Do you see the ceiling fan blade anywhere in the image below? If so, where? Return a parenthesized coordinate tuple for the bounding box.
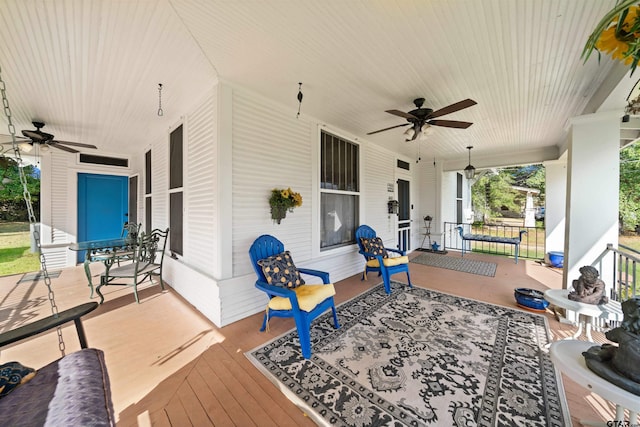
(0, 135, 29, 144)
(428, 119, 473, 129)
(428, 99, 477, 119)
(50, 143, 80, 153)
(367, 123, 411, 135)
(53, 140, 97, 149)
(385, 109, 418, 120)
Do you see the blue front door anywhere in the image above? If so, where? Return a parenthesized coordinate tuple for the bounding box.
(77, 173, 129, 262)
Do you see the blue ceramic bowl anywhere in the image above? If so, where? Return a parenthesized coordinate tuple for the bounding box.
(514, 288, 549, 312)
(548, 251, 564, 268)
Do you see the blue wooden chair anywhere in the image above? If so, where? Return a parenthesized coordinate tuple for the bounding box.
(249, 234, 340, 359)
(355, 225, 413, 294)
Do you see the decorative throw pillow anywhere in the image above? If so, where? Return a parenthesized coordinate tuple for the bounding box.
(360, 236, 389, 259)
(257, 251, 306, 288)
(0, 361, 36, 398)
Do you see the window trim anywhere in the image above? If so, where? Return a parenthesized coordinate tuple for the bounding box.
(318, 128, 362, 254)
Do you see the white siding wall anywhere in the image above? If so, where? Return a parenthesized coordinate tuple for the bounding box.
(50, 152, 72, 244)
(185, 90, 218, 277)
(417, 159, 438, 244)
(231, 89, 314, 276)
(363, 144, 396, 244)
(220, 86, 411, 325)
(151, 134, 169, 231)
(146, 90, 223, 326)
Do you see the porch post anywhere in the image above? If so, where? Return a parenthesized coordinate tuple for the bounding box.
(564, 111, 620, 290)
(543, 159, 567, 255)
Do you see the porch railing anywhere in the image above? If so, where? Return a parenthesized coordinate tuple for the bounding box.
(442, 221, 545, 260)
(592, 243, 639, 302)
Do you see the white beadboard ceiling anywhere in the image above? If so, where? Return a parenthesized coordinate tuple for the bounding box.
(0, 0, 635, 165)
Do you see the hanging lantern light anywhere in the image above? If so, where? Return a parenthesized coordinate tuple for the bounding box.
(464, 145, 476, 179)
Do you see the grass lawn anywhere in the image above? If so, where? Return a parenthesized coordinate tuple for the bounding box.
(619, 234, 640, 253)
(0, 221, 41, 276)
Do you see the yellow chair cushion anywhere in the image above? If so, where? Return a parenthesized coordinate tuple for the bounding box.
(366, 255, 409, 268)
(268, 284, 336, 312)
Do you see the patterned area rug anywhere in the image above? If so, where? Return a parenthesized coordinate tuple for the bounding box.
(411, 253, 497, 277)
(247, 283, 569, 426)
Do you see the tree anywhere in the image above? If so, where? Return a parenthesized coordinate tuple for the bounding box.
(619, 143, 640, 232)
(0, 158, 40, 221)
(472, 170, 518, 220)
(471, 164, 546, 222)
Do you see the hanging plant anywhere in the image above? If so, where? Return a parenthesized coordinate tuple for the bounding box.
(582, 0, 640, 74)
(269, 187, 303, 224)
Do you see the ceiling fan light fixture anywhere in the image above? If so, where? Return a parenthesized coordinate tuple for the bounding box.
(464, 145, 475, 179)
(39, 143, 51, 152)
(419, 123, 434, 140)
(404, 127, 416, 140)
(18, 142, 33, 153)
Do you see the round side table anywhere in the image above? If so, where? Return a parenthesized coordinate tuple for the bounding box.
(549, 340, 639, 425)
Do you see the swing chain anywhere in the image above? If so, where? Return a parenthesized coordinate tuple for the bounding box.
(0, 65, 65, 355)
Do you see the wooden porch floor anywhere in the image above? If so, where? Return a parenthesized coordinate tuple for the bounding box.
(0, 251, 626, 426)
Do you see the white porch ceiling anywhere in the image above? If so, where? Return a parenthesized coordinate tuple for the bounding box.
(0, 0, 634, 165)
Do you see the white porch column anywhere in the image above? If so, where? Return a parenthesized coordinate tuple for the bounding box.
(544, 159, 567, 254)
(563, 111, 620, 289)
(523, 191, 535, 227)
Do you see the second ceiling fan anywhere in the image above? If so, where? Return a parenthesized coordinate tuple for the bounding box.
(368, 98, 477, 141)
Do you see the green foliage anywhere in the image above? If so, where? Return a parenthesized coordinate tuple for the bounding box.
(472, 170, 518, 219)
(0, 159, 40, 221)
(619, 143, 640, 232)
(471, 164, 546, 221)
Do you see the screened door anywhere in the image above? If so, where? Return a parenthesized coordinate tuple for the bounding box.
(397, 178, 411, 251)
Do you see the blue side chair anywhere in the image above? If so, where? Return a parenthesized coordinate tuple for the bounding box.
(249, 234, 340, 359)
(355, 225, 413, 294)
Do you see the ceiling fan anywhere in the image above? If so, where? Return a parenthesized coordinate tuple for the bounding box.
(1, 121, 97, 154)
(368, 98, 477, 141)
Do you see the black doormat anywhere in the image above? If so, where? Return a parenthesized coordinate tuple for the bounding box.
(411, 253, 497, 277)
(415, 247, 448, 254)
(17, 271, 61, 283)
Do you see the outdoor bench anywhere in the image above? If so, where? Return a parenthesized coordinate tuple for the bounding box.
(0, 302, 116, 426)
(456, 226, 527, 263)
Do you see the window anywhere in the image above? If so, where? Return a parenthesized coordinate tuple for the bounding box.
(170, 192, 183, 255)
(144, 150, 152, 234)
(170, 125, 183, 189)
(397, 159, 410, 171)
(145, 197, 152, 234)
(169, 125, 183, 256)
(320, 130, 359, 250)
(145, 151, 152, 195)
(79, 154, 129, 167)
